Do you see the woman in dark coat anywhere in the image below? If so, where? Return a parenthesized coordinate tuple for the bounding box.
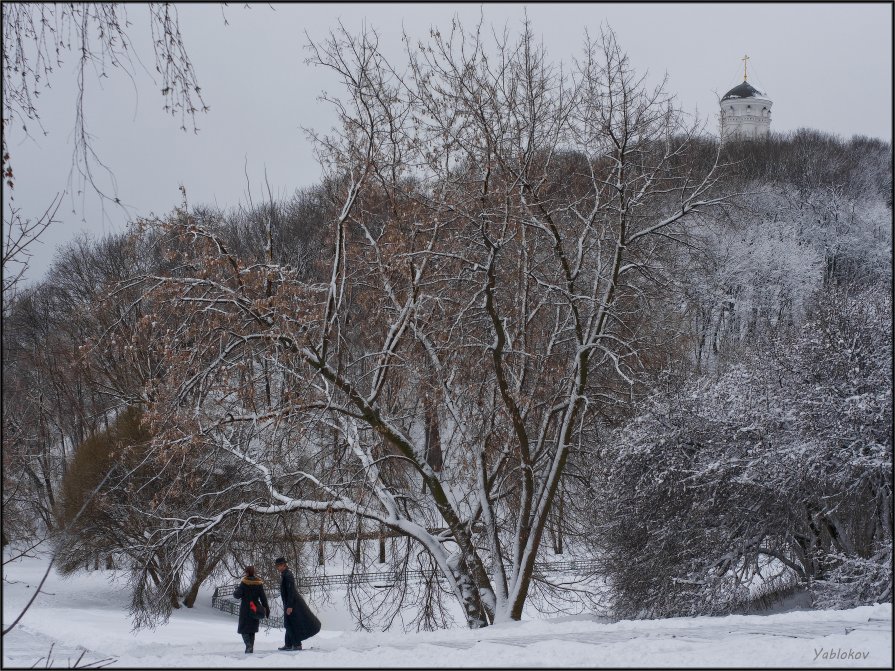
(233, 565, 269, 653)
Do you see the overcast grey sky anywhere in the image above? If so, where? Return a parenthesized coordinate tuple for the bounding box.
(5, 2, 892, 282)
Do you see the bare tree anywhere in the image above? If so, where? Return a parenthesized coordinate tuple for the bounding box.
(2, 197, 62, 304)
(112, 21, 727, 629)
(2, 2, 207, 204)
(1, 2, 211, 346)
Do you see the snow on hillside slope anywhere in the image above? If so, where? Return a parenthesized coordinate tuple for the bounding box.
(2, 552, 891, 668)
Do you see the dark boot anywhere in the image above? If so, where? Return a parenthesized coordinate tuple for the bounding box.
(242, 633, 254, 653)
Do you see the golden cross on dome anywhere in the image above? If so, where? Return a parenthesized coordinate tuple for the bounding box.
(742, 54, 750, 81)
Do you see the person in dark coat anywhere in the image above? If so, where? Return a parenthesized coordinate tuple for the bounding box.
(233, 565, 269, 653)
(274, 557, 321, 651)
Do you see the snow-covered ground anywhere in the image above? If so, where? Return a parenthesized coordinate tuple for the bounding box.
(2, 551, 891, 668)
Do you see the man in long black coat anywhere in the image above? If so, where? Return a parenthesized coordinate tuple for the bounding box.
(274, 557, 321, 651)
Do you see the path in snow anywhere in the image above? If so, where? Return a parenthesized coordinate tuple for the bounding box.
(6, 606, 888, 668)
(289, 616, 891, 652)
(3, 552, 892, 668)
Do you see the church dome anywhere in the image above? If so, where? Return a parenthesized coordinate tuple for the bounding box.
(721, 81, 765, 101)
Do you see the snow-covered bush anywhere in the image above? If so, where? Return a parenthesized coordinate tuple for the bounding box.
(813, 543, 893, 609)
(583, 284, 892, 617)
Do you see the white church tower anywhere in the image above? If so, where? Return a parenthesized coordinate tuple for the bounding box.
(720, 55, 772, 140)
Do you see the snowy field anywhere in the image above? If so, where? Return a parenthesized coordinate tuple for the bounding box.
(2, 551, 891, 668)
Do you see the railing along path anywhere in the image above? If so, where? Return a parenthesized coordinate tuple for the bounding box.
(212, 558, 599, 627)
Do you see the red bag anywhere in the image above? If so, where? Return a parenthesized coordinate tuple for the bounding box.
(248, 596, 266, 620)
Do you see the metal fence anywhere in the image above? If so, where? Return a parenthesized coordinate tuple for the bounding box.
(212, 586, 288, 628)
(211, 558, 599, 626)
